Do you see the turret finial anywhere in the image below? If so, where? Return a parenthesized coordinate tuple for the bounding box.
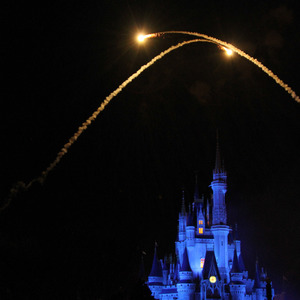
(181, 188, 186, 214)
(194, 171, 200, 202)
(214, 130, 222, 173)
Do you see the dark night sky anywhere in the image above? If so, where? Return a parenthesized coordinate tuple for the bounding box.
(2, 1, 300, 299)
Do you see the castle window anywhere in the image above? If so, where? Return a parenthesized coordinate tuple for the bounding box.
(200, 258, 205, 268)
(199, 220, 203, 225)
(199, 228, 203, 234)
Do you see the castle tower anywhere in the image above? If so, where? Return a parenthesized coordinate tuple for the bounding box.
(210, 137, 230, 282)
(147, 246, 163, 298)
(211, 135, 227, 225)
(229, 249, 246, 300)
(178, 189, 186, 242)
(254, 261, 264, 300)
(177, 247, 196, 300)
(186, 205, 195, 248)
(146, 138, 276, 300)
(162, 257, 169, 285)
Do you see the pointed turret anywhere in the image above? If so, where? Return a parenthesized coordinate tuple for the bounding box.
(162, 257, 169, 285)
(210, 138, 230, 281)
(234, 223, 240, 241)
(230, 250, 241, 274)
(186, 206, 196, 246)
(254, 261, 264, 300)
(180, 247, 192, 272)
(214, 131, 222, 173)
(202, 251, 221, 281)
(173, 262, 180, 282)
(178, 189, 187, 242)
(211, 134, 227, 225)
(254, 261, 262, 289)
(186, 209, 195, 227)
(229, 250, 246, 299)
(149, 246, 163, 278)
(177, 247, 195, 298)
(180, 189, 186, 215)
(206, 196, 211, 226)
(194, 172, 201, 203)
(147, 245, 163, 298)
(238, 254, 246, 273)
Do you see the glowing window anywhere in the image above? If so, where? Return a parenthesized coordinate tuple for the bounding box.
(199, 220, 203, 225)
(209, 276, 217, 283)
(199, 228, 203, 234)
(200, 258, 205, 268)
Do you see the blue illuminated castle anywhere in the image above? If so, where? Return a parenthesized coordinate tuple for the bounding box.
(146, 142, 274, 300)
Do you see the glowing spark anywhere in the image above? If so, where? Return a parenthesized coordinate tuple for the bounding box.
(137, 33, 157, 42)
(137, 34, 146, 42)
(220, 46, 233, 56)
(218, 45, 233, 55)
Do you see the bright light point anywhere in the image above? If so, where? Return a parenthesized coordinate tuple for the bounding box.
(219, 45, 233, 56)
(224, 48, 233, 56)
(137, 34, 146, 42)
(137, 33, 156, 43)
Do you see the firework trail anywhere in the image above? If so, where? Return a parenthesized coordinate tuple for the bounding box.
(2, 38, 209, 212)
(5, 31, 298, 211)
(152, 31, 300, 103)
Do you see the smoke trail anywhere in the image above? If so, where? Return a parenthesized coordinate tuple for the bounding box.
(2, 38, 209, 212)
(153, 31, 300, 103)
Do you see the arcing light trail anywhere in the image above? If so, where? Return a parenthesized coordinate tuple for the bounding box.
(4, 31, 299, 211)
(2, 38, 208, 212)
(141, 31, 300, 103)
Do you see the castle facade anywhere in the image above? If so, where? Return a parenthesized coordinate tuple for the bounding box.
(147, 143, 274, 300)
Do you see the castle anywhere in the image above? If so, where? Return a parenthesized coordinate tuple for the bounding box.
(146, 142, 274, 300)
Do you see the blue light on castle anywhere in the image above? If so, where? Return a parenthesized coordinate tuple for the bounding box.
(146, 141, 275, 300)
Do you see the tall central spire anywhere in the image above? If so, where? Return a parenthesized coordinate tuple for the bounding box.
(211, 134, 227, 225)
(214, 131, 222, 173)
(213, 131, 226, 179)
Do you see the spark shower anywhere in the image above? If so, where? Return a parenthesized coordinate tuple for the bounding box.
(3, 31, 299, 211)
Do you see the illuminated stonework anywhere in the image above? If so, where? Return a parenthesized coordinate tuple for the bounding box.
(146, 142, 275, 300)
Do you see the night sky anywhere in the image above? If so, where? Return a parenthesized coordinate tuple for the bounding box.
(2, 1, 300, 299)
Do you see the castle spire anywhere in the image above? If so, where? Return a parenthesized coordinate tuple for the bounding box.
(230, 249, 241, 274)
(181, 188, 186, 215)
(254, 260, 262, 289)
(194, 172, 200, 202)
(211, 134, 227, 225)
(149, 244, 163, 277)
(214, 131, 222, 173)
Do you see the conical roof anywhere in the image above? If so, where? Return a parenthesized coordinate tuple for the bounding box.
(202, 251, 221, 280)
(162, 257, 169, 271)
(180, 189, 186, 215)
(238, 254, 246, 272)
(253, 262, 262, 289)
(149, 246, 163, 277)
(180, 247, 192, 272)
(194, 173, 201, 202)
(230, 249, 241, 273)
